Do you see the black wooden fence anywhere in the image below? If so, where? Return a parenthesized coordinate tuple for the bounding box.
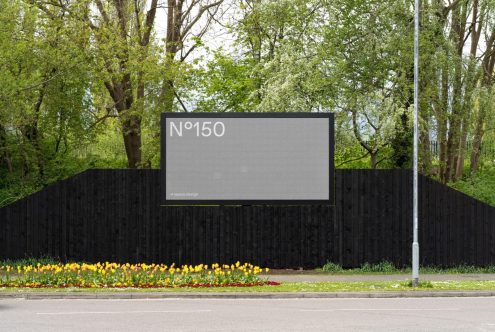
(1, 169, 494, 268)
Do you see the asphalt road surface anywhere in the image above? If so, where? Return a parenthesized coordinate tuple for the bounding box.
(1, 297, 495, 331)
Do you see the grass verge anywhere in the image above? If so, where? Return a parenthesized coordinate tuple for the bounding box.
(1, 280, 495, 293)
(319, 261, 495, 274)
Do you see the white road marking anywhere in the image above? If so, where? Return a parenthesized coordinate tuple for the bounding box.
(300, 308, 460, 312)
(36, 310, 212, 315)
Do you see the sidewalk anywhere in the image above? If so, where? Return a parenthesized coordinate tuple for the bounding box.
(265, 273, 495, 283)
(2, 290, 495, 300)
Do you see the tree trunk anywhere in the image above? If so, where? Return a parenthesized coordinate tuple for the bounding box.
(23, 81, 48, 182)
(419, 73, 431, 173)
(20, 142, 30, 177)
(456, 54, 481, 179)
(455, 121, 468, 179)
(443, 3, 467, 183)
(122, 114, 142, 168)
(438, 62, 449, 183)
(0, 125, 13, 173)
(420, 120, 431, 174)
(108, 79, 142, 169)
(469, 24, 495, 175)
(96, 0, 159, 169)
(470, 110, 485, 174)
(391, 109, 412, 169)
(444, 85, 462, 182)
(161, 79, 176, 113)
(351, 110, 378, 169)
(444, 55, 463, 183)
(370, 152, 378, 169)
(159, 0, 182, 113)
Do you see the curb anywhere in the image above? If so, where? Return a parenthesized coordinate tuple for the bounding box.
(1, 291, 495, 300)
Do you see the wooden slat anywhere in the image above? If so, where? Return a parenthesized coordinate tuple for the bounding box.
(0, 169, 494, 268)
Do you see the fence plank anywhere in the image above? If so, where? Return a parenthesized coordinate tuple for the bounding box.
(0, 169, 494, 268)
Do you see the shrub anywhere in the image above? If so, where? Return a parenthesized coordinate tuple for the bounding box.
(360, 261, 397, 273)
(321, 261, 344, 273)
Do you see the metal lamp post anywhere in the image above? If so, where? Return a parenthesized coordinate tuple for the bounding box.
(412, 0, 420, 287)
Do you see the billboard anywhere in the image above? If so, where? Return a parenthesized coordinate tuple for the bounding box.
(161, 113, 334, 205)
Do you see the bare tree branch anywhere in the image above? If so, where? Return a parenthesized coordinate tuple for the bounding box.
(351, 110, 373, 154)
(142, 0, 158, 46)
(174, 90, 188, 112)
(336, 152, 370, 167)
(181, 0, 223, 38)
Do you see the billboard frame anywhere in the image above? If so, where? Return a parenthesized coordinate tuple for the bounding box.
(161, 112, 334, 206)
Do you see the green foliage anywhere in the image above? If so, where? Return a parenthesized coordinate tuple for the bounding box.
(0, 0, 98, 206)
(421, 265, 495, 274)
(195, 52, 257, 113)
(320, 262, 344, 273)
(404, 280, 434, 288)
(0, 256, 60, 269)
(0, 0, 494, 206)
(321, 261, 398, 274)
(359, 261, 397, 273)
(450, 169, 495, 206)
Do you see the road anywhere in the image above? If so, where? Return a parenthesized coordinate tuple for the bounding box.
(1, 297, 495, 331)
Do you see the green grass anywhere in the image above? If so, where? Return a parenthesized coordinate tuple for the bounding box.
(1, 280, 495, 293)
(319, 261, 495, 274)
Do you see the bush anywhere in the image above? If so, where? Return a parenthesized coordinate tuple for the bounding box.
(321, 261, 344, 273)
(359, 261, 397, 273)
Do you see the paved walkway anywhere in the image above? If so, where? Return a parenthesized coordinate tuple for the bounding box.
(265, 273, 495, 282)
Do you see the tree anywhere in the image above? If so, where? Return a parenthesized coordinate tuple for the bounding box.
(31, 0, 224, 168)
(0, 0, 91, 180)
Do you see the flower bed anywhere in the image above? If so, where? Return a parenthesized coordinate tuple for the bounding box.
(0, 262, 279, 288)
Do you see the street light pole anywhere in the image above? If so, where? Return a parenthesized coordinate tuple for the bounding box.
(412, 0, 420, 287)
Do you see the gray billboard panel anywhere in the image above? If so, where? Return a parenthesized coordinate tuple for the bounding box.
(161, 113, 334, 205)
